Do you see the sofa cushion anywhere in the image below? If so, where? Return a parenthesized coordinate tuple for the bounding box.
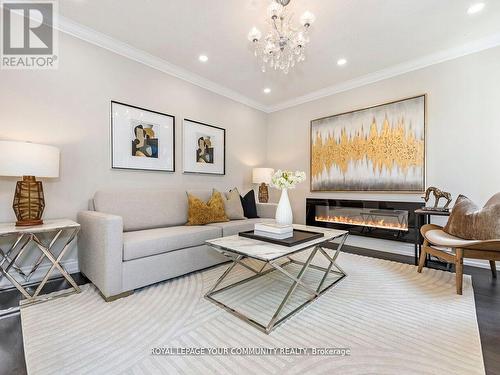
(208, 218, 275, 236)
(232, 188, 259, 218)
(219, 189, 245, 220)
(186, 190, 212, 202)
(94, 189, 213, 232)
(444, 193, 500, 240)
(186, 191, 229, 225)
(123, 225, 222, 261)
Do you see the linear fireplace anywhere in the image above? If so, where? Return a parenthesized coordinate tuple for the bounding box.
(306, 198, 424, 243)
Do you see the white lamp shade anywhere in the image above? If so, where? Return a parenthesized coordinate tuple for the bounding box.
(0, 141, 60, 178)
(252, 167, 274, 184)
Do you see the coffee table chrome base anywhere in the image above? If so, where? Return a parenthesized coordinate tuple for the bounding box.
(205, 233, 348, 334)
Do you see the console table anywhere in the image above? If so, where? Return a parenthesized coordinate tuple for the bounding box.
(414, 209, 451, 265)
(0, 219, 81, 317)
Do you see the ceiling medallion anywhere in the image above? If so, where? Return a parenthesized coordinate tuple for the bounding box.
(248, 0, 315, 74)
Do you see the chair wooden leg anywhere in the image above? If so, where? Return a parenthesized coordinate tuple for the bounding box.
(455, 249, 464, 295)
(490, 260, 497, 279)
(417, 242, 427, 273)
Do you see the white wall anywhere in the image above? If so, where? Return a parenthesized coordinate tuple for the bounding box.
(266, 46, 500, 262)
(0, 33, 267, 283)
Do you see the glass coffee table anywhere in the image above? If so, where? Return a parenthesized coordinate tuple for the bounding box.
(205, 224, 349, 334)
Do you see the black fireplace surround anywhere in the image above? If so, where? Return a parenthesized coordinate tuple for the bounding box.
(306, 198, 424, 243)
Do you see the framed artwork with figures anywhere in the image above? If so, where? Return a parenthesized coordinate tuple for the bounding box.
(183, 119, 225, 175)
(111, 101, 175, 172)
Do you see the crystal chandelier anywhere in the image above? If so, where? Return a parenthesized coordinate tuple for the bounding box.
(248, 0, 315, 74)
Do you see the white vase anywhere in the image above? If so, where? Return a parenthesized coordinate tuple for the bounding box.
(275, 188, 293, 225)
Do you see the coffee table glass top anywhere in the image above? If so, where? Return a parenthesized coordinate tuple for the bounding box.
(206, 224, 348, 261)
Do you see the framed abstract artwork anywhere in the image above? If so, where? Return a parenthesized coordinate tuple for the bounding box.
(310, 94, 426, 192)
(111, 101, 175, 172)
(183, 119, 225, 175)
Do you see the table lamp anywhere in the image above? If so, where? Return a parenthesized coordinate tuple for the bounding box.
(0, 141, 60, 226)
(252, 167, 274, 203)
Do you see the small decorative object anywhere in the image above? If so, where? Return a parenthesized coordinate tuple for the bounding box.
(311, 95, 426, 192)
(252, 167, 274, 203)
(183, 119, 225, 175)
(0, 141, 59, 226)
(248, 0, 315, 74)
(270, 170, 306, 225)
(254, 222, 293, 235)
(254, 222, 293, 239)
(423, 187, 453, 211)
(111, 101, 175, 172)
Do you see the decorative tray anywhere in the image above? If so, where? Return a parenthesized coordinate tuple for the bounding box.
(238, 229, 324, 247)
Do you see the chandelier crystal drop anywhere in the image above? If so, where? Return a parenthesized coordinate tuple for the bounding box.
(247, 0, 315, 74)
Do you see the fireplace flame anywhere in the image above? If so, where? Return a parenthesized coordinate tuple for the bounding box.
(315, 215, 408, 231)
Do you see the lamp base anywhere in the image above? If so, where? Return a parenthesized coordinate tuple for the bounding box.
(258, 183, 269, 203)
(13, 176, 45, 227)
(16, 219, 44, 227)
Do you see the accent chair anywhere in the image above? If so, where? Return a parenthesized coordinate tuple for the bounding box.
(418, 224, 500, 294)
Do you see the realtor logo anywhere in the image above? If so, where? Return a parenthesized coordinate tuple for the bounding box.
(1, 0, 58, 69)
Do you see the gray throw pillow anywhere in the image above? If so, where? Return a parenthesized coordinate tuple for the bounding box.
(444, 194, 500, 240)
(214, 189, 245, 220)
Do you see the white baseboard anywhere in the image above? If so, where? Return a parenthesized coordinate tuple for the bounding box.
(0, 259, 80, 289)
(346, 235, 499, 271)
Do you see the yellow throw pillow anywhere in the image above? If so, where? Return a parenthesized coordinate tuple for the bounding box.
(186, 191, 229, 225)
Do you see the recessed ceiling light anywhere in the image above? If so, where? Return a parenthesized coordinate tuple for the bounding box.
(198, 55, 208, 62)
(263, 88, 271, 94)
(467, 3, 485, 14)
(337, 58, 347, 66)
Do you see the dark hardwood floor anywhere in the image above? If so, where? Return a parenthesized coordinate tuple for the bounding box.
(0, 247, 498, 375)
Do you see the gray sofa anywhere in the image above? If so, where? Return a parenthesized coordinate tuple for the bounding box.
(77, 189, 276, 301)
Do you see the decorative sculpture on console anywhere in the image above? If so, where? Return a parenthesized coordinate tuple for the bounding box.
(422, 187, 453, 211)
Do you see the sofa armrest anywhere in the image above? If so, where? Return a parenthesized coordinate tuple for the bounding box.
(77, 211, 124, 298)
(256, 203, 277, 219)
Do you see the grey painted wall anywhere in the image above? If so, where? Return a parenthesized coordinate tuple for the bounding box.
(0, 33, 268, 284)
(266, 46, 500, 265)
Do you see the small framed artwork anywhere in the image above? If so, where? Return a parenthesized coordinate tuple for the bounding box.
(183, 119, 225, 175)
(111, 101, 175, 172)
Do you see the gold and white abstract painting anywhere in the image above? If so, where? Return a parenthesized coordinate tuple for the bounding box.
(311, 95, 425, 192)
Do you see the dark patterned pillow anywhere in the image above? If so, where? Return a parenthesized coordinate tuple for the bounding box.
(444, 194, 500, 240)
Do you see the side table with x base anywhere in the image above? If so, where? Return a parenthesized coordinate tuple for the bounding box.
(0, 220, 81, 318)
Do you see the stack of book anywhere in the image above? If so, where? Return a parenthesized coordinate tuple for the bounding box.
(254, 223, 294, 240)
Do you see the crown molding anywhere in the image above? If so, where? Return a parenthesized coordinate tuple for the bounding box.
(54, 15, 500, 114)
(56, 16, 269, 113)
(267, 31, 500, 113)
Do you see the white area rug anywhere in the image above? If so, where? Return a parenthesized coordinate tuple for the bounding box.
(21, 252, 485, 375)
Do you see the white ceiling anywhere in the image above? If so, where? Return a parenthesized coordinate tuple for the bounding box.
(59, 0, 500, 112)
